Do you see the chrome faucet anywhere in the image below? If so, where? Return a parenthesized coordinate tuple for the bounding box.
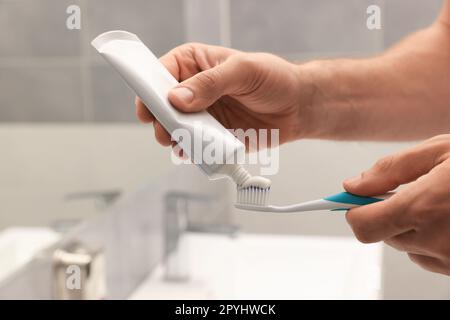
(53, 242, 106, 300)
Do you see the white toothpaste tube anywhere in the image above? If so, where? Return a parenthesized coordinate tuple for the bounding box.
(91, 30, 252, 185)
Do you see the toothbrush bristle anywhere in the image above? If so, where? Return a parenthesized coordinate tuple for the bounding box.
(236, 185, 270, 206)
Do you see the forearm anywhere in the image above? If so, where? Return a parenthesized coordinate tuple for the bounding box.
(300, 20, 450, 141)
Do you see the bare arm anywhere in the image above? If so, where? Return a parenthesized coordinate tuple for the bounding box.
(301, 1, 450, 141)
(136, 2, 450, 144)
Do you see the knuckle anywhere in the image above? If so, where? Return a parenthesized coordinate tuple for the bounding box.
(354, 229, 375, 244)
(231, 53, 269, 93)
(196, 70, 219, 91)
(373, 155, 395, 173)
(233, 53, 262, 71)
(174, 42, 203, 53)
(440, 152, 450, 163)
(354, 230, 376, 244)
(425, 135, 450, 160)
(346, 211, 375, 244)
(407, 253, 420, 265)
(184, 41, 203, 48)
(436, 148, 450, 165)
(427, 134, 450, 144)
(165, 42, 204, 64)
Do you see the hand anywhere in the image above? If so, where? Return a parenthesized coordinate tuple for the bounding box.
(135, 43, 314, 149)
(344, 135, 450, 276)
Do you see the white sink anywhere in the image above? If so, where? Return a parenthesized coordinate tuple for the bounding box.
(130, 233, 382, 299)
(0, 227, 60, 283)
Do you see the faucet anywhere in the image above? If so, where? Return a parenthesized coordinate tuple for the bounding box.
(64, 189, 122, 208)
(53, 241, 106, 300)
(52, 189, 123, 233)
(163, 191, 238, 281)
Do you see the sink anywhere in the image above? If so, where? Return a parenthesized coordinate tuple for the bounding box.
(0, 227, 60, 284)
(130, 233, 382, 299)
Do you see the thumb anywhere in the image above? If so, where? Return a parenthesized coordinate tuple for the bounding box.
(168, 55, 250, 112)
(344, 139, 448, 196)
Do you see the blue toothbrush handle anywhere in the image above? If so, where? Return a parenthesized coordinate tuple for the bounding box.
(324, 192, 394, 211)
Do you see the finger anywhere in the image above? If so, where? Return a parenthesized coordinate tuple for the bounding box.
(153, 121, 172, 146)
(161, 43, 238, 82)
(408, 253, 450, 276)
(344, 139, 449, 196)
(135, 97, 155, 123)
(345, 192, 415, 243)
(168, 54, 253, 113)
(159, 52, 182, 80)
(171, 144, 188, 160)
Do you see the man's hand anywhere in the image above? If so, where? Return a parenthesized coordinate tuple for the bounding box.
(344, 135, 450, 276)
(135, 43, 315, 149)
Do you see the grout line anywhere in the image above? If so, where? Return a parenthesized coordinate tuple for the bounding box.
(219, 0, 231, 47)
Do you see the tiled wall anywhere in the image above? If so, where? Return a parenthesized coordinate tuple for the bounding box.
(0, 0, 444, 122)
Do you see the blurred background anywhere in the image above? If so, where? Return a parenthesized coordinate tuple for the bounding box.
(0, 0, 449, 299)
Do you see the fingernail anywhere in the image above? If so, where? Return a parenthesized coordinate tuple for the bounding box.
(345, 174, 362, 185)
(171, 87, 194, 104)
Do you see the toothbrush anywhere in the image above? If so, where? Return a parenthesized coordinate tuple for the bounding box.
(235, 187, 394, 213)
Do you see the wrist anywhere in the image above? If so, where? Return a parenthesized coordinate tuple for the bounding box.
(294, 58, 375, 140)
(293, 60, 332, 139)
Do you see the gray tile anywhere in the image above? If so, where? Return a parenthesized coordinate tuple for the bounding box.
(230, 0, 384, 55)
(86, 0, 185, 58)
(184, 0, 222, 45)
(0, 0, 82, 57)
(90, 64, 137, 122)
(384, 0, 443, 48)
(0, 66, 84, 121)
